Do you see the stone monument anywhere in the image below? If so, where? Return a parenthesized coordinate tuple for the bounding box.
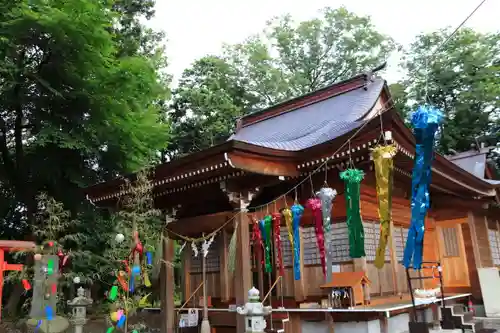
(236, 287, 272, 333)
(26, 255, 69, 333)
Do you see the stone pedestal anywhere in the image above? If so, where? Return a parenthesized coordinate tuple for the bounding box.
(26, 255, 69, 333)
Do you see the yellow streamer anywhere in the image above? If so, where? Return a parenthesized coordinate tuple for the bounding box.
(372, 144, 397, 269)
(139, 293, 152, 307)
(143, 271, 152, 287)
(281, 208, 294, 250)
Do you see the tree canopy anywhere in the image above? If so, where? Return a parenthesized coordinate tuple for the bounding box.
(396, 28, 500, 155)
(0, 0, 169, 232)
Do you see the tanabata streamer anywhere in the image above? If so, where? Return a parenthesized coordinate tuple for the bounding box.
(316, 187, 337, 280)
(22, 279, 31, 291)
(117, 315, 126, 328)
(106, 327, 115, 333)
(251, 219, 263, 265)
(306, 198, 326, 277)
(228, 221, 239, 273)
(109, 285, 118, 300)
(403, 106, 443, 269)
(272, 213, 285, 276)
(340, 168, 366, 258)
(46, 306, 53, 321)
(291, 204, 304, 280)
(372, 145, 397, 269)
(259, 216, 273, 273)
(281, 208, 294, 250)
(146, 251, 153, 265)
(47, 259, 54, 275)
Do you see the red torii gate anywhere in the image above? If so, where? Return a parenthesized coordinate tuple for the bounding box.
(0, 240, 36, 321)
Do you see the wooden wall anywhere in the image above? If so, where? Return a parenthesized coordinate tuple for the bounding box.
(180, 174, 478, 305)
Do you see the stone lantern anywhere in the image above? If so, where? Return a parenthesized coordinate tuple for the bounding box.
(67, 287, 93, 333)
(236, 287, 272, 333)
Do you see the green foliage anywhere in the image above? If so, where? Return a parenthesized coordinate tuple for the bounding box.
(397, 28, 500, 155)
(169, 6, 396, 158)
(0, 0, 169, 232)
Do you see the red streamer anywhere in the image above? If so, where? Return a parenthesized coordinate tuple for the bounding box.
(22, 279, 31, 291)
(117, 271, 128, 291)
(251, 218, 263, 265)
(57, 248, 69, 272)
(272, 213, 285, 276)
(306, 198, 326, 277)
(51, 284, 57, 294)
(129, 231, 144, 264)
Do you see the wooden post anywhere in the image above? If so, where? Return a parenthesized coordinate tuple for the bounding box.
(181, 246, 191, 304)
(161, 232, 175, 333)
(388, 221, 399, 295)
(468, 212, 482, 268)
(219, 229, 231, 302)
(235, 211, 252, 333)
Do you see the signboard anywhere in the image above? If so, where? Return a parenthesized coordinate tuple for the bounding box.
(179, 308, 199, 328)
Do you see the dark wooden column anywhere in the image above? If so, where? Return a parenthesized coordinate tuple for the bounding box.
(161, 230, 176, 333)
(234, 211, 252, 333)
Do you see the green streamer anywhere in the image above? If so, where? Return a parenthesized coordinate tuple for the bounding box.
(262, 216, 273, 273)
(109, 285, 118, 301)
(340, 168, 366, 258)
(106, 327, 114, 333)
(47, 259, 54, 275)
(228, 221, 239, 272)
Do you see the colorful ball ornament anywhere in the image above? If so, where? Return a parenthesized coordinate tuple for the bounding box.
(115, 233, 125, 243)
(110, 311, 119, 322)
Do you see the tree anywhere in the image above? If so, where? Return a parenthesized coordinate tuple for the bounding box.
(399, 28, 500, 155)
(169, 6, 396, 157)
(167, 56, 256, 159)
(0, 0, 170, 229)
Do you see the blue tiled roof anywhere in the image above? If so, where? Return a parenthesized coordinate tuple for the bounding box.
(230, 78, 385, 151)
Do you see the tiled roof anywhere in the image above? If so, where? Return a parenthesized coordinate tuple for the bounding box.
(229, 77, 385, 151)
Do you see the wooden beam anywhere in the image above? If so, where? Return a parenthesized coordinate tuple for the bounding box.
(467, 212, 482, 269)
(161, 232, 175, 333)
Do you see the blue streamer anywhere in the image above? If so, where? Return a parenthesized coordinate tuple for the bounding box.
(403, 105, 443, 269)
(291, 204, 304, 280)
(46, 306, 53, 321)
(146, 251, 152, 265)
(36, 320, 42, 331)
(117, 315, 126, 328)
(129, 276, 135, 292)
(258, 220, 266, 243)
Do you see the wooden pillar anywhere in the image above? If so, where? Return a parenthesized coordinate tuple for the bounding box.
(235, 211, 252, 333)
(287, 313, 302, 333)
(468, 211, 482, 268)
(219, 229, 231, 302)
(182, 245, 191, 304)
(294, 227, 306, 302)
(388, 221, 399, 295)
(161, 232, 176, 333)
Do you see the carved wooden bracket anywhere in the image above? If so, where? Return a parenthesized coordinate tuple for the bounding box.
(219, 181, 260, 211)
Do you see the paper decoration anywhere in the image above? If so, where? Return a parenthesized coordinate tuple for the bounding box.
(129, 231, 144, 263)
(143, 271, 151, 287)
(146, 251, 153, 265)
(109, 286, 118, 300)
(228, 221, 239, 273)
(340, 168, 366, 258)
(281, 208, 294, 250)
(306, 198, 326, 277)
(117, 315, 126, 328)
(372, 144, 397, 269)
(22, 279, 31, 291)
(316, 187, 337, 281)
(272, 213, 285, 276)
(259, 216, 273, 273)
(291, 204, 304, 280)
(251, 219, 263, 266)
(403, 106, 443, 269)
(202, 234, 215, 258)
(73, 276, 81, 284)
(115, 233, 125, 243)
(47, 259, 54, 275)
(45, 306, 53, 321)
(191, 242, 198, 257)
(178, 241, 187, 254)
(106, 327, 115, 333)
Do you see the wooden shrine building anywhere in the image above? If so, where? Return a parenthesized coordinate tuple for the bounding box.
(85, 70, 500, 333)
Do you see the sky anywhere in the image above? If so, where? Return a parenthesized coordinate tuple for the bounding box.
(146, 0, 499, 86)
